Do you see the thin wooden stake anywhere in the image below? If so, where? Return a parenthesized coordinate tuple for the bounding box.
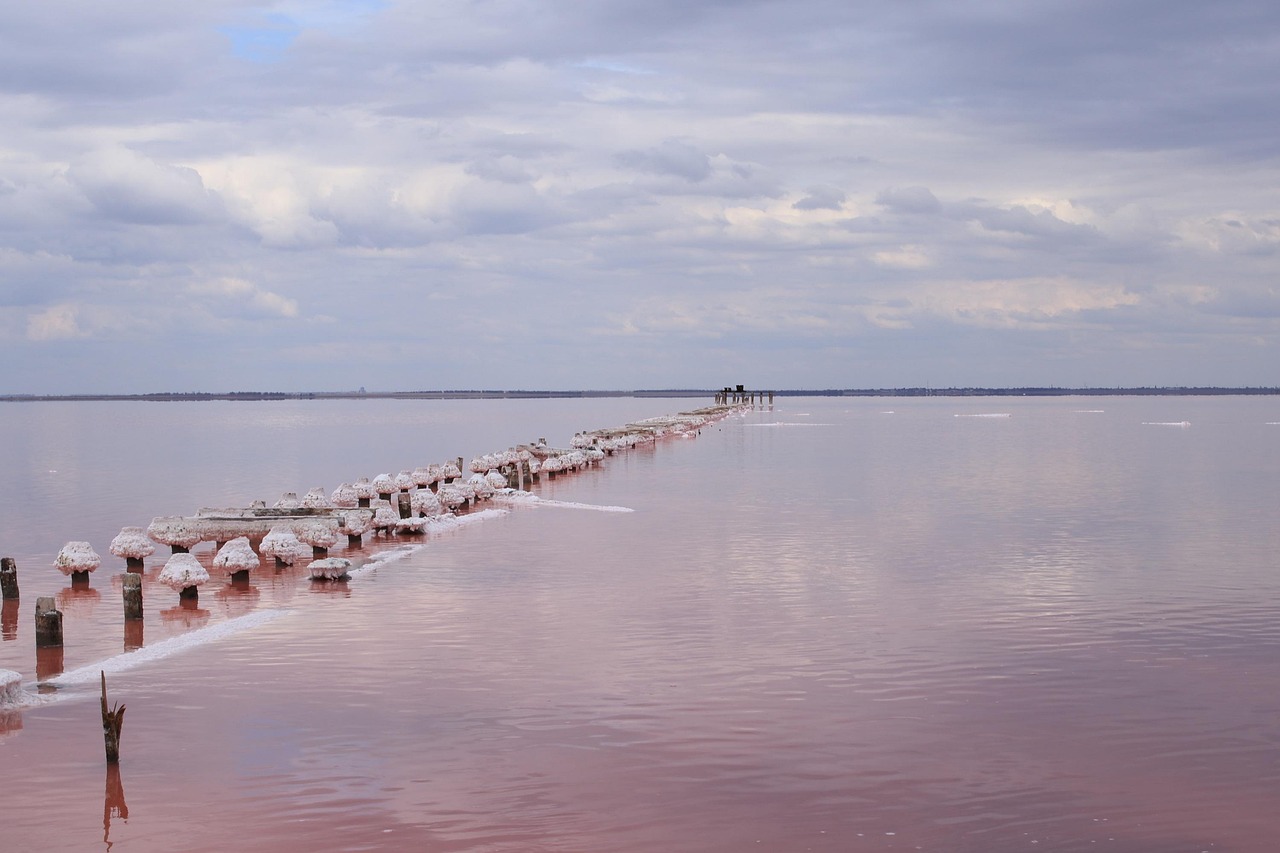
(100, 671, 125, 764)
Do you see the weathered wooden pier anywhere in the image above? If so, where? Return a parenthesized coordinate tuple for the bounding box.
(0, 396, 754, 707)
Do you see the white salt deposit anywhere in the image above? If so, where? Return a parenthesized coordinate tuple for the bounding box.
(109, 526, 155, 560)
(147, 516, 207, 550)
(46, 610, 290, 688)
(308, 557, 352, 580)
(158, 552, 210, 592)
(1, 669, 23, 706)
(394, 471, 415, 491)
(411, 489, 442, 517)
(294, 519, 340, 549)
(372, 473, 395, 494)
(54, 541, 101, 575)
(213, 537, 259, 575)
(330, 483, 359, 507)
(490, 491, 635, 513)
(353, 477, 378, 500)
(341, 509, 374, 536)
(259, 526, 311, 564)
(485, 470, 508, 490)
(301, 487, 332, 508)
(274, 492, 300, 508)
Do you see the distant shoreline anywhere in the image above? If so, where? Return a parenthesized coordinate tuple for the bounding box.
(1, 387, 1278, 402)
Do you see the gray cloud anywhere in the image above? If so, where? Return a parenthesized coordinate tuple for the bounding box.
(0, 0, 1277, 392)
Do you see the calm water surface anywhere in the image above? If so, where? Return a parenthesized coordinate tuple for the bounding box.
(2, 396, 1279, 851)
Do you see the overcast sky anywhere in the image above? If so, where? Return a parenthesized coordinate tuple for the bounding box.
(2, 0, 1278, 393)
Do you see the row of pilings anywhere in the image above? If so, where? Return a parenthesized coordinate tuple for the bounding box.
(0, 401, 750, 694)
(715, 387, 774, 406)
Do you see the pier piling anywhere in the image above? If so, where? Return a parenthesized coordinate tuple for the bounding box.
(35, 597, 63, 647)
(122, 573, 143, 621)
(1, 557, 18, 600)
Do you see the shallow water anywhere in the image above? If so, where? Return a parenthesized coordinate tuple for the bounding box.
(2, 396, 1280, 851)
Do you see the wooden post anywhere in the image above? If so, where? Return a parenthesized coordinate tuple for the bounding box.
(122, 573, 143, 621)
(396, 492, 412, 520)
(35, 597, 62, 647)
(1, 557, 18, 600)
(100, 672, 125, 765)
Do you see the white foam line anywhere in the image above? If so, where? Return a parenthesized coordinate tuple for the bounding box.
(349, 544, 423, 578)
(492, 493, 634, 513)
(537, 500, 634, 513)
(46, 609, 292, 688)
(1074, 410, 1105, 413)
(747, 422, 834, 427)
(955, 413, 1011, 418)
(1142, 421, 1190, 427)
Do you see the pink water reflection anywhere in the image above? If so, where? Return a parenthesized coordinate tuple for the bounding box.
(2, 398, 1280, 851)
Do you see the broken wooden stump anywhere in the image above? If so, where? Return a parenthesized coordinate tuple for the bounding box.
(100, 672, 125, 764)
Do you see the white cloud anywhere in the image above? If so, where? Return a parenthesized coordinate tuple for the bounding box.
(26, 303, 84, 340)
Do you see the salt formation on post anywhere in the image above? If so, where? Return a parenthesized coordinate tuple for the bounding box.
(341, 509, 373, 546)
(411, 489, 442, 518)
(301, 488, 332, 508)
(485, 470, 508, 491)
(259, 526, 311, 566)
(147, 517, 205, 553)
(330, 483, 359, 508)
(308, 557, 352, 581)
(273, 492, 300, 509)
(394, 471, 415, 493)
(55, 541, 101, 583)
(370, 500, 400, 533)
(109, 527, 155, 570)
(1, 669, 22, 706)
(372, 473, 395, 500)
(213, 537, 260, 582)
(352, 477, 377, 507)
(158, 553, 210, 600)
(295, 519, 340, 558)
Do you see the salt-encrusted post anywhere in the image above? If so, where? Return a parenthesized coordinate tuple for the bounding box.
(122, 573, 143, 621)
(158, 553, 209, 601)
(396, 492, 412, 520)
(35, 596, 63, 647)
(100, 672, 125, 764)
(109, 528, 155, 573)
(0, 557, 18, 600)
(56, 541, 101, 586)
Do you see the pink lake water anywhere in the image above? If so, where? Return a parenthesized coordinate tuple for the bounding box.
(2, 396, 1280, 851)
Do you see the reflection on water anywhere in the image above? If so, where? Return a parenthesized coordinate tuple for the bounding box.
(35, 644, 63, 681)
(1, 397, 1280, 851)
(160, 600, 210, 629)
(1, 599, 17, 640)
(103, 764, 128, 851)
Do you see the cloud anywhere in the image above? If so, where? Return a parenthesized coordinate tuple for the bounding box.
(26, 304, 85, 341)
(793, 186, 847, 211)
(68, 148, 224, 226)
(876, 187, 941, 215)
(616, 140, 713, 182)
(191, 278, 299, 320)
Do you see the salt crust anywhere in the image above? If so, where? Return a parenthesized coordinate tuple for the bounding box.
(47, 610, 290, 689)
(55, 541, 101, 575)
(158, 552, 210, 591)
(308, 557, 352, 580)
(213, 537, 260, 574)
(109, 526, 155, 560)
